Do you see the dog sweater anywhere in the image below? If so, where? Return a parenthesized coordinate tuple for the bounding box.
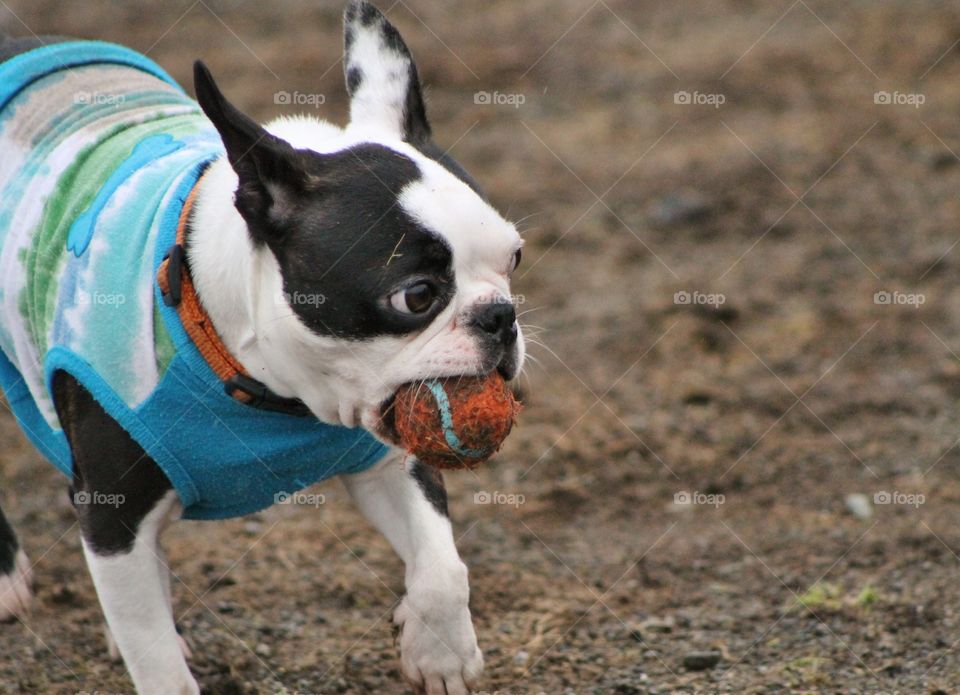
(0, 41, 388, 519)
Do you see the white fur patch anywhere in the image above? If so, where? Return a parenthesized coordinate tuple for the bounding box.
(342, 454, 484, 691)
(0, 549, 33, 621)
(83, 491, 198, 695)
(344, 11, 414, 138)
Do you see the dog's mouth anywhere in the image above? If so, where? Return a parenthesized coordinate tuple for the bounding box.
(369, 360, 520, 449)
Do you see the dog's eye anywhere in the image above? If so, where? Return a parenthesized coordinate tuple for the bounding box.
(391, 282, 436, 314)
(509, 248, 522, 274)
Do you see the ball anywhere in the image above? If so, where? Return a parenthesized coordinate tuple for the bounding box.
(387, 372, 521, 469)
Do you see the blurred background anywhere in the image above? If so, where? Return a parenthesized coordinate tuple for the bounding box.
(3, 1, 960, 692)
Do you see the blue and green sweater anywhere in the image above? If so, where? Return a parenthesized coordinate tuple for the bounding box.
(0, 41, 387, 519)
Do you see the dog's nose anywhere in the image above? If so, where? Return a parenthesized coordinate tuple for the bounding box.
(472, 300, 517, 347)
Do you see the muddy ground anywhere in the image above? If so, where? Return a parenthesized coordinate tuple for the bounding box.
(4, 1, 960, 693)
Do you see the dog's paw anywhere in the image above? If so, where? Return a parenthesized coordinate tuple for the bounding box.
(0, 549, 33, 622)
(394, 592, 483, 694)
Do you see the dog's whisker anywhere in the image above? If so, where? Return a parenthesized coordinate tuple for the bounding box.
(511, 211, 544, 227)
(515, 307, 543, 319)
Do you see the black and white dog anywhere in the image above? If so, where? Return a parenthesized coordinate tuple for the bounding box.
(0, 3, 524, 693)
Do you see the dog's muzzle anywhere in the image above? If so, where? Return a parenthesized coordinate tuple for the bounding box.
(469, 300, 519, 379)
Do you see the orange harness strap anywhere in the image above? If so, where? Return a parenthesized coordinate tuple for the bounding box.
(157, 176, 310, 415)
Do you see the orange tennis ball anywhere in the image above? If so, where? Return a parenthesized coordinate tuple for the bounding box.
(387, 372, 521, 469)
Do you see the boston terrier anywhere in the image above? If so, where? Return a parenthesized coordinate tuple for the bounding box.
(0, 2, 524, 693)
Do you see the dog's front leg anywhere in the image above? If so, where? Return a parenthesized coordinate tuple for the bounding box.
(81, 490, 197, 695)
(342, 453, 483, 694)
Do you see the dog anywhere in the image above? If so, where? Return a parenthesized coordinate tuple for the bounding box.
(0, 2, 525, 693)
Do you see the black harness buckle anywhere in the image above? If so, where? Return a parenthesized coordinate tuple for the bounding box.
(161, 243, 186, 307)
(224, 373, 312, 417)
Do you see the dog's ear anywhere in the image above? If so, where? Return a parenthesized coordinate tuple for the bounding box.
(342, 1, 431, 144)
(193, 60, 322, 244)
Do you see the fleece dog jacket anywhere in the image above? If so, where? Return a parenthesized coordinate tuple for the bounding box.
(0, 41, 388, 519)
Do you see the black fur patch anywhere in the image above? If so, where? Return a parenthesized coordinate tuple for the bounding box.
(266, 144, 455, 339)
(358, 2, 380, 26)
(401, 62, 431, 144)
(410, 460, 448, 517)
(346, 66, 363, 95)
(51, 371, 173, 556)
(380, 19, 412, 59)
(0, 507, 18, 575)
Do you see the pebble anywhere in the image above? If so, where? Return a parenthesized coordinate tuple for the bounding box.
(844, 493, 873, 519)
(640, 616, 674, 634)
(513, 650, 530, 666)
(931, 151, 958, 170)
(647, 192, 713, 229)
(683, 650, 721, 670)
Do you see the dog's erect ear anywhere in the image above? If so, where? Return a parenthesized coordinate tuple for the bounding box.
(194, 61, 323, 244)
(343, 1, 431, 144)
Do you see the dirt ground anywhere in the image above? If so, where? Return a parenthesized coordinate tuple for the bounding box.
(4, 0, 960, 693)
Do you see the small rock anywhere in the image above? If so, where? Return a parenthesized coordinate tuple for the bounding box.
(845, 493, 873, 519)
(880, 660, 902, 676)
(640, 616, 674, 634)
(931, 151, 958, 171)
(255, 643, 272, 658)
(647, 192, 713, 229)
(683, 650, 721, 671)
(513, 650, 529, 666)
(49, 585, 79, 606)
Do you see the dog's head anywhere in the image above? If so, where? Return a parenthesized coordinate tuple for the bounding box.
(194, 0, 524, 435)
